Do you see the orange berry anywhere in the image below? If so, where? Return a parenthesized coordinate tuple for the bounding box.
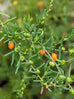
(51, 53, 57, 61)
(40, 50, 47, 56)
(38, 1, 44, 7)
(13, 1, 18, 6)
(8, 42, 14, 49)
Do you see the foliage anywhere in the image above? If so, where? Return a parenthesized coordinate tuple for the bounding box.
(0, 0, 74, 99)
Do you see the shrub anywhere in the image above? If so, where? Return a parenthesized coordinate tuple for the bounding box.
(0, 0, 74, 98)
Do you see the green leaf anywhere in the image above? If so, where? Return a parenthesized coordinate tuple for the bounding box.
(3, 17, 17, 25)
(40, 86, 44, 95)
(68, 64, 72, 77)
(11, 53, 14, 66)
(4, 51, 14, 56)
(37, 63, 45, 69)
(0, 37, 4, 42)
(71, 29, 74, 35)
(15, 59, 20, 74)
(59, 46, 62, 60)
(0, 11, 10, 17)
(43, 37, 51, 46)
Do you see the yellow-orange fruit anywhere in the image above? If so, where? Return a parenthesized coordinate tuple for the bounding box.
(38, 1, 44, 7)
(13, 1, 18, 6)
(40, 50, 47, 56)
(8, 42, 14, 49)
(51, 53, 57, 61)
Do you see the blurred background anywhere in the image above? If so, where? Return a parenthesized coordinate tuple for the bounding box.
(0, 0, 74, 99)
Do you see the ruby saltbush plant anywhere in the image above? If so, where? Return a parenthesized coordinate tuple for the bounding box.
(0, 0, 74, 98)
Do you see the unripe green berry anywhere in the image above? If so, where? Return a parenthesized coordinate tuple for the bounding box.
(20, 55, 25, 61)
(49, 61, 55, 67)
(18, 36, 22, 39)
(50, 81, 53, 85)
(37, 69, 40, 74)
(15, 34, 18, 37)
(63, 38, 68, 41)
(67, 77, 73, 84)
(69, 49, 74, 54)
(46, 85, 49, 89)
(0, 31, 3, 34)
(69, 89, 74, 95)
(21, 79, 24, 83)
(29, 60, 34, 65)
(44, 83, 47, 86)
(23, 52, 27, 55)
(25, 49, 29, 52)
(59, 75, 66, 81)
(21, 87, 24, 91)
(15, 46, 20, 52)
(15, 47, 18, 52)
(42, 17, 45, 20)
(24, 33, 31, 37)
(41, 21, 44, 25)
(4, 34, 7, 37)
(62, 47, 65, 51)
(61, 60, 66, 65)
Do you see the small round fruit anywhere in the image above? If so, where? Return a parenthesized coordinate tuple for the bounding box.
(37, 69, 40, 74)
(67, 77, 73, 84)
(13, 1, 18, 6)
(42, 17, 45, 20)
(61, 60, 66, 65)
(69, 49, 74, 54)
(21, 87, 24, 91)
(29, 60, 34, 65)
(69, 89, 74, 95)
(41, 21, 44, 25)
(51, 53, 57, 61)
(20, 55, 25, 61)
(59, 75, 66, 81)
(25, 33, 31, 37)
(63, 38, 68, 41)
(8, 42, 14, 49)
(0, 31, 3, 34)
(38, 1, 44, 7)
(21, 79, 24, 83)
(49, 61, 55, 67)
(40, 50, 47, 56)
(61, 47, 65, 51)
